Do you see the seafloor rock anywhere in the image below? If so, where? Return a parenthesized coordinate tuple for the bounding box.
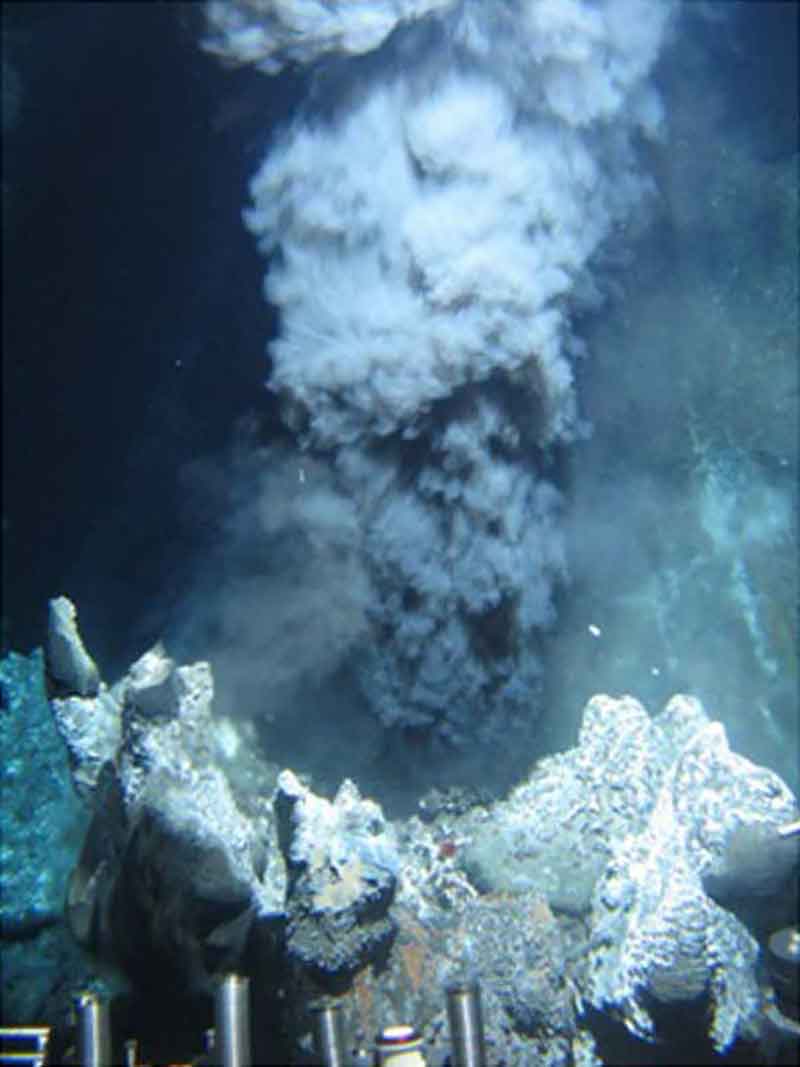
(584, 701, 797, 1050)
(46, 595, 100, 698)
(44, 597, 799, 1062)
(275, 770, 399, 976)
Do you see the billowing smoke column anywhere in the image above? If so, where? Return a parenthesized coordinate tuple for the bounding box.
(202, 0, 676, 746)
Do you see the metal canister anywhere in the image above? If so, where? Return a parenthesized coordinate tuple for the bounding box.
(768, 926, 800, 1021)
(374, 1024, 426, 1067)
(75, 992, 112, 1067)
(215, 974, 251, 1067)
(311, 1002, 347, 1067)
(446, 982, 486, 1067)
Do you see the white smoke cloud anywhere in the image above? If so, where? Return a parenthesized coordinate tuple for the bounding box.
(244, 78, 583, 447)
(175, 443, 373, 726)
(202, 0, 677, 746)
(203, 0, 459, 72)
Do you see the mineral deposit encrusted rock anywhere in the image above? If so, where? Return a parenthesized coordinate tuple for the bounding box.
(46, 598, 799, 1061)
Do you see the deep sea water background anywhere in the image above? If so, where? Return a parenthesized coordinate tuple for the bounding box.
(2, 2, 796, 811)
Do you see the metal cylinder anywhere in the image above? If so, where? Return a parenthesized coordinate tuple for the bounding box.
(374, 1024, 426, 1067)
(75, 991, 112, 1067)
(215, 973, 251, 1067)
(446, 982, 486, 1067)
(768, 926, 800, 1021)
(311, 1002, 347, 1067)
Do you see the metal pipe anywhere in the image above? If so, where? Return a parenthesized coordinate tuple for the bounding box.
(75, 992, 111, 1067)
(446, 982, 486, 1067)
(768, 927, 800, 1022)
(311, 1002, 347, 1067)
(215, 974, 251, 1067)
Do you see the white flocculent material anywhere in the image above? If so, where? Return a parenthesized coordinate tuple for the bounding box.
(203, 0, 460, 72)
(206, 0, 677, 744)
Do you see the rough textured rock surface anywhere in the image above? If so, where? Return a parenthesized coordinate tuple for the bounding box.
(45, 598, 799, 1062)
(276, 770, 399, 976)
(46, 595, 100, 698)
(583, 698, 798, 1050)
